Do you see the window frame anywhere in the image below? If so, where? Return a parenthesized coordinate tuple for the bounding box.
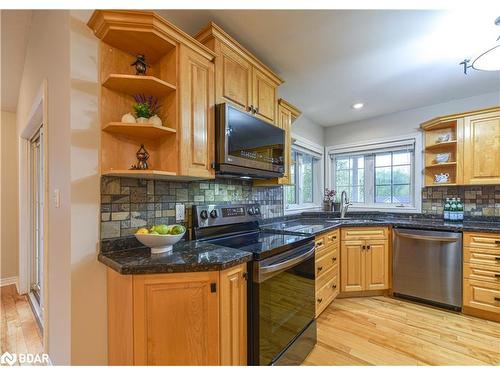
(326, 134, 422, 213)
(284, 136, 324, 214)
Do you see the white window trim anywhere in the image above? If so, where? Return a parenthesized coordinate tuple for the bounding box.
(325, 133, 423, 213)
(284, 134, 324, 215)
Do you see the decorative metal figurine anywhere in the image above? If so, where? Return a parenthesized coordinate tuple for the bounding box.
(130, 144, 150, 170)
(131, 54, 149, 75)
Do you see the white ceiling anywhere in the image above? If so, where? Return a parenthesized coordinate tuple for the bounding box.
(157, 9, 500, 127)
(1, 10, 32, 112)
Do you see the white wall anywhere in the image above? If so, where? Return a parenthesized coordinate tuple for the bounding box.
(69, 10, 106, 365)
(325, 91, 500, 146)
(1, 111, 19, 281)
(16, 10, 71, 365)
(292, 115, 324, 146)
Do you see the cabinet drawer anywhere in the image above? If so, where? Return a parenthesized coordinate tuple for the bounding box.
(464, 246, 500, 266)
(464, 263, 500, 284)
(315, 248, 338, 279)
(464, 232, 500, 250)
(315, 235, 326, 257)
(316, 274, 338, 317)
(463, 279, 500, 314)
(324, 229, 340, 247)
(341, 226, 389, 241)
(316, 264, 339, 291)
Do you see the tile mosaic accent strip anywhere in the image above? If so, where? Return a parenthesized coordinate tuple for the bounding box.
(100, 177, 283, 239)
(421, 185, 500, 217)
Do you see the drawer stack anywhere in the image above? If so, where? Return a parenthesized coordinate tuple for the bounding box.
(463, 231, 500, 321)
(315, 229, 340, 317)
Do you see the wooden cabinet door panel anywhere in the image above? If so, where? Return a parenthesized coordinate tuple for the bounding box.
(463, 279, 500, 314)
(220, 264, 247, 365)
(252, 68, 277, 123)
(365, 240, 389, 290)
(341, 240, 365, 292)
(133, 272, 220, 365)
(179, 47, 215, 179)
(219, 43, 252, 109)
(463, 111, 500, 185)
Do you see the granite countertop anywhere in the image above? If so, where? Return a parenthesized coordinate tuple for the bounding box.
(263, 215, 500, 236)
(98, 240, 253, 274)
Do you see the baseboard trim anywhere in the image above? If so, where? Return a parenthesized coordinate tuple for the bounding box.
(0, 276, 19, 291)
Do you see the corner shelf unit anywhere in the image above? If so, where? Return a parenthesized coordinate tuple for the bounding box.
(421, 118, 462, 187)
(102, 74, 176, 97)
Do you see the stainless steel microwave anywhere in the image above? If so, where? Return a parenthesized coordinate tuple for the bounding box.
(215, 103, 285, 179)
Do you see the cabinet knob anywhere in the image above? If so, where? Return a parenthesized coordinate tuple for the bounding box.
(362, 245, 366, 250)
(317, 266, 323, 272)
(495, 297, 500, 302)
(332, 257, 337, 262)
(495, 274, 500, 278)
(495, 240, 500, 245)
(495, 257, 500, 261)
(317, 298, 323, 303)
(367, 245, 371, 250)
(242, 272, 248, 280)
(332, 284, 337, 289)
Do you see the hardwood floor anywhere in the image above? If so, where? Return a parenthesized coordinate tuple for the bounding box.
(304, 296, 500, 365)
(1, 285, 44, 361)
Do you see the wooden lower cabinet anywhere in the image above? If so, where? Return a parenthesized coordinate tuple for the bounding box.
(315, 229, 340, 317)
(463, 231, 500, 323)
(340, 227, 390, 294)
(107, 263, 247, 365)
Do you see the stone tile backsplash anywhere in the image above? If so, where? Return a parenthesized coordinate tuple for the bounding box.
(100, 177, 283, 239)
(422, 185, 500, 217)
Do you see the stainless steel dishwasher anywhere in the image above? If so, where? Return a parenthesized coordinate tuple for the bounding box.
(392, 228, 463, 310)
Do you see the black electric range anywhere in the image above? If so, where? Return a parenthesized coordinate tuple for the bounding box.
(193, 204, 317, 366)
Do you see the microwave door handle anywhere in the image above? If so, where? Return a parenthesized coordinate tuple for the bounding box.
(256, 246, 315, 283)
(395, 232, 459, 243)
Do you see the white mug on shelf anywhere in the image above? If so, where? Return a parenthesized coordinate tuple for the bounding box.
(437, 133, 451, 143)
(435, 153, 451, 163)
(434, 173, 450, 184)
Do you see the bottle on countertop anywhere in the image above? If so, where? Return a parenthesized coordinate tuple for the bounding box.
(444, 198, 450, 220)
(457, 198, 464, 221)
(450, 198, 458, 221)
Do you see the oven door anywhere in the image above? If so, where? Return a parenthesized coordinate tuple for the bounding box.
(251, 241, 316, 365)
(216, 103, 285, 177)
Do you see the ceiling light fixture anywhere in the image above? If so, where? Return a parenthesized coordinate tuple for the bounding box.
(460, 16, 500, 74)
(351, 103, 364, 110)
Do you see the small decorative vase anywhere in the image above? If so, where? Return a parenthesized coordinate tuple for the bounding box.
(333, 202, 341, 212)
(323, 201, 333, 212)
(136, 117, 149, 124)
(149, 115, 162, 126)
(121, 112, 136, 123)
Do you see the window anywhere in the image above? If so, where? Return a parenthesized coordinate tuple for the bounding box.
(285, 147, 322, 211)
(330, 141, 416, 209)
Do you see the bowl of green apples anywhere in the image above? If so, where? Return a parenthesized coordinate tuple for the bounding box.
(135, 224, 186, 254)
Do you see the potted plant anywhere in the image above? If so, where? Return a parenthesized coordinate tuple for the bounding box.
(323, 188, 336, 211)
(132, 94, 162, 125)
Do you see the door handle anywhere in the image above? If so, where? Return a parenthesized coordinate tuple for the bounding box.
(396, 232, 459, 242)
(495, 240, 500, 245)
(495, 257, 500, 261)
(495, 297, 500, 302)
(494, 274, 500, 278)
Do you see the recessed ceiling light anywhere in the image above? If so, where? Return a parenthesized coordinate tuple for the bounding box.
(351, 103, 364, 110)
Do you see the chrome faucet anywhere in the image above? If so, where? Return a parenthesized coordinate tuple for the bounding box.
(340, 190, 352, 219)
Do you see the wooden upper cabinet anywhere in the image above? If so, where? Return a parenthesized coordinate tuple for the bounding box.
(194, 22, 283, 125)
(219, 43, 252, 110)
(133, 272, 220, 365)
(179, 45, 215, 179)
(252, 68, 277, 123)
(463, 110, 500, 185)
(219, 263, 247, 365)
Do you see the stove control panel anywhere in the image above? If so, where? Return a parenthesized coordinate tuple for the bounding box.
(193, 203, 262, 228)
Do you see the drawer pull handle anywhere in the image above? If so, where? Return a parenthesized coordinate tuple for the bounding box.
(362, 245, 366, 250)
(496, 257, 500, 261)
(495, 297, 500, 302)
(495, 274, 500, 278)
(495, 240, 500, 245)
(316, 241, 324, 247)
(317, 298, 323, 303)
(367, 245, 371, 249)
(317, 266, 323, 272)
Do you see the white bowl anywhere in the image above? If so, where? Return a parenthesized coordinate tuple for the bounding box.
(135, 232, 184, 254)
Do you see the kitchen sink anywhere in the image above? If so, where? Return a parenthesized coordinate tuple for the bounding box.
(325, 218, 384, 224)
